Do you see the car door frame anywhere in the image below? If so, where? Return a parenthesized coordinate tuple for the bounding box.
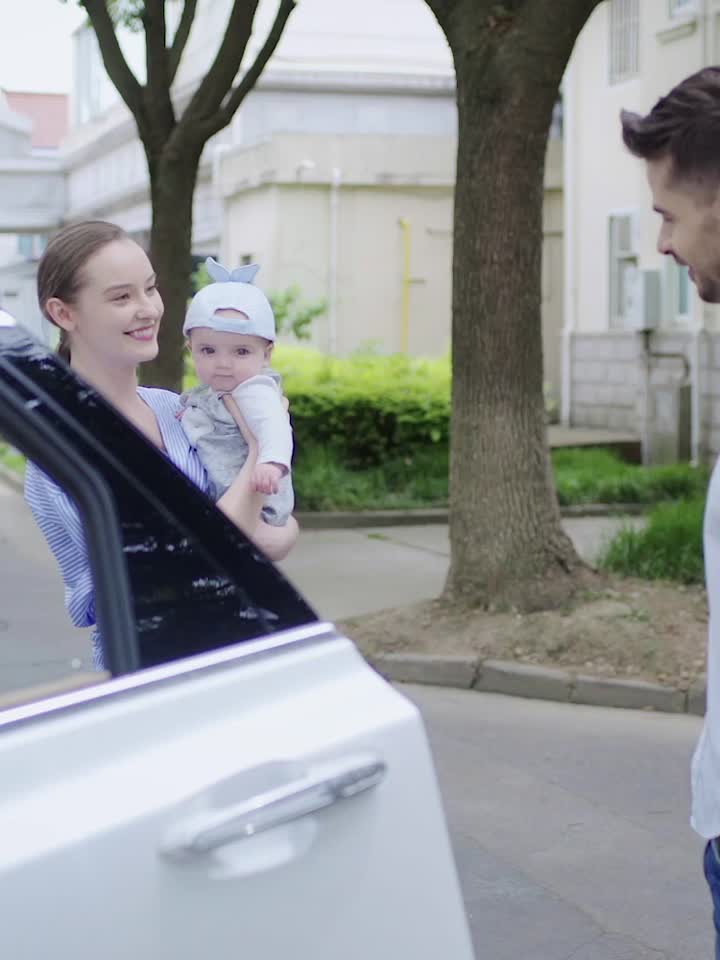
(0, 324, 316, 675)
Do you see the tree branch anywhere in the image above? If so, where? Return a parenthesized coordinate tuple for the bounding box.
(167, 0, 198, 85)
(424, 0, 452, 29)
(142, 0, 175, 132)
(81, 0, 146, 124)
(143, 0, 169, 90)
(200, 0, 296, 140)
(180, 0, 260, 128)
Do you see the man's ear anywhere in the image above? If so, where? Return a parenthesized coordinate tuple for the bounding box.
(44, 297, 75, 333)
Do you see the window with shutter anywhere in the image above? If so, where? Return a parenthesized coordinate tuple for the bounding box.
(609, 0, 640, 84)
(608, 213, 639, 329)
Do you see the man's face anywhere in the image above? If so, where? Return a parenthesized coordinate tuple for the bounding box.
(647, 154, 720, 303)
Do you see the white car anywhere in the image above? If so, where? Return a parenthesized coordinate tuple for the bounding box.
(0, 318, 474, 959)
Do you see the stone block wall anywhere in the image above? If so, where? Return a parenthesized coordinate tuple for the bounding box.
(570, 331, 720, 461)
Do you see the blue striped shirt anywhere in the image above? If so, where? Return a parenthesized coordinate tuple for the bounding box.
(25, 387, 208, 667)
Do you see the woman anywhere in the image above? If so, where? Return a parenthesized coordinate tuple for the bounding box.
(25, 220, 298, 667)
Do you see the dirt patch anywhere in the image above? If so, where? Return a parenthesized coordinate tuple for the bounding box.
(339, 577, 708, 690)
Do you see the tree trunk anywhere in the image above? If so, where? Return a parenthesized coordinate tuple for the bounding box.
(442, 2, 600, 612)
(142, 150, 202, 392)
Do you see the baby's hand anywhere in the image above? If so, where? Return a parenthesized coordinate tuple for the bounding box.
(254, 462, 283, 495)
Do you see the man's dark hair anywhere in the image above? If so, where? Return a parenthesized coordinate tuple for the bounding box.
(621, 67, 720, 184)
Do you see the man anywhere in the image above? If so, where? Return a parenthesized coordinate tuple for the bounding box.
(621, 66, 720, 954)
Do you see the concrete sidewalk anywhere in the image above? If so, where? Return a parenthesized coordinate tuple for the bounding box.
(281, 515, 645, 621)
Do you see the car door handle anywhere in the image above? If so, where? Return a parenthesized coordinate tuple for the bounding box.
(160, 753, 386, 862)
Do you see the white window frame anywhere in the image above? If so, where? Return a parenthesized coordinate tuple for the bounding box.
(609, 0, 640, 84)
(669, 0, 697, 17)
(664, 260, 692, 328)
(608, 211, 639, 330)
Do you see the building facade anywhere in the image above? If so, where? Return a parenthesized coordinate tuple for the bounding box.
(0, 0, 566, 403)
(564, 0, 720, 461)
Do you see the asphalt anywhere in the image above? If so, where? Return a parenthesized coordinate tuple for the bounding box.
(407, 683, 710, 960)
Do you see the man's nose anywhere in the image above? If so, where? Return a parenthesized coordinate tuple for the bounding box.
(657, 226, 672, 257)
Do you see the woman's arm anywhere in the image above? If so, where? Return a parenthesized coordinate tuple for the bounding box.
(215, 395, 264, 532)
(217, 394, 298, 561)
(252, 514, 299, 562)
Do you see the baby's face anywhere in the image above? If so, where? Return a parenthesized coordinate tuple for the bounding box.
(189, 321, 271, 392)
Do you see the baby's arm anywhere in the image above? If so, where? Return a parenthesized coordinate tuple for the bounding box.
(231, 376, 293, 472)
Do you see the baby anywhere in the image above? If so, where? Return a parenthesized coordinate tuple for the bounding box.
(179, 258, 294, 526)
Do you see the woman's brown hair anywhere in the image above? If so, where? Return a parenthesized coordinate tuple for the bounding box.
(37, 220, 129, 362)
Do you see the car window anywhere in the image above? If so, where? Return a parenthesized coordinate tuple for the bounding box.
(0, 326, 316, 713)
(0, 430, 108, 709)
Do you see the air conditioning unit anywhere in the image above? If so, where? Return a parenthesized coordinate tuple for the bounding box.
(623, 268, 662, 333)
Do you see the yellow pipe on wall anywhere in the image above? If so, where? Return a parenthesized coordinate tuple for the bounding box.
(399, 217, 411, 353)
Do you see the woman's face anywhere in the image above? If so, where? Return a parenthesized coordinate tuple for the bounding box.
(54, 239, 163, 371)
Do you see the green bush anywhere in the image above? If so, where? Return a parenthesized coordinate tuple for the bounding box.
(599, 498, 705, 583)
(276, 345, 451, 468)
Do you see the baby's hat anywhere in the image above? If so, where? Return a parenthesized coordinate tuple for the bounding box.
(183, 258, 275, 341)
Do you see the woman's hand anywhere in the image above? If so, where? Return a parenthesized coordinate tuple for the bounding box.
(216, 395, 263, 534)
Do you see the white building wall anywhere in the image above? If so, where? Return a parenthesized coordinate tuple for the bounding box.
(566, 0, 720, 457)
(219, 131, 563, 364)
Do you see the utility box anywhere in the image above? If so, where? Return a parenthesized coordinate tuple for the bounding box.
(645, 382, 692, 464)
(623, 269, 662, 333)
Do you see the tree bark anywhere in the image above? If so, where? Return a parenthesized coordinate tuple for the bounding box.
(429, 0, 602, 611)
(141, 149, 201, 392)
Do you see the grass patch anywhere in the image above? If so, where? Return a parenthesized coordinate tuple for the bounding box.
(0, 443, 25, 477)
(293, 444, 448, 511)
(599, 497, 705, 584)
(553, 448, 709, 505)
(293, 444, 709, 513)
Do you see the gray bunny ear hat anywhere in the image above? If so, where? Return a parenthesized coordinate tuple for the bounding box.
(183, 257, 276, 341)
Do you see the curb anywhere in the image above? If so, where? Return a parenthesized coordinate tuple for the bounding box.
(297, 502, 648, 530)
(369, 652, 706, 716)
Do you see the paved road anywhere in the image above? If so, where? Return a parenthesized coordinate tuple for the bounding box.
(407, 684, 710, 960)
(0, 483, 91, 692)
